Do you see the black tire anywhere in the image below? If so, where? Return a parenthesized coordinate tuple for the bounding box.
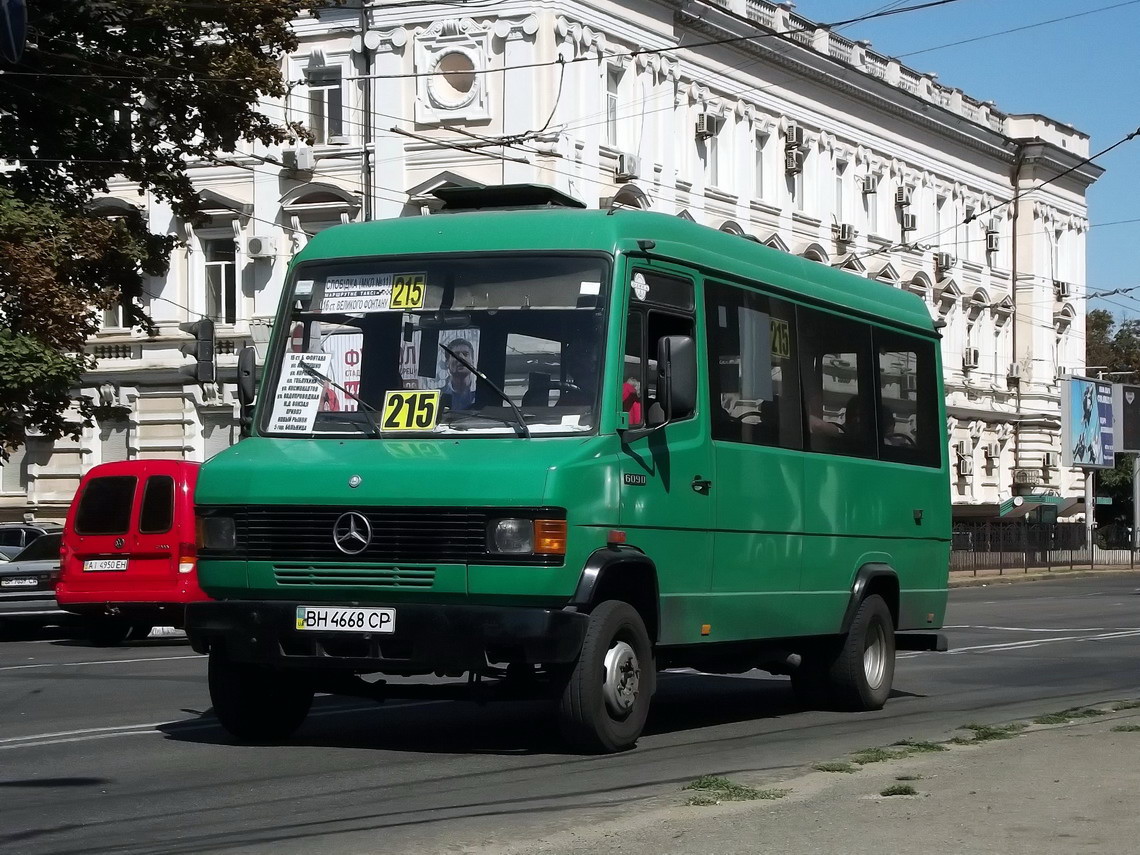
(557, 600, 655, 753)
(793, 594, 896, 711)
(87, 619, 132, 647)
(208, 649, 314, 743)
(128, 623, 154, 641)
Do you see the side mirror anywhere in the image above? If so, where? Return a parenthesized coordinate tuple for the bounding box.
(237, 346, 257, 436)
(652, 335, 697, 425)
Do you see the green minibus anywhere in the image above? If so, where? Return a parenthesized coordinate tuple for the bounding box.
(186, 185, 950, 753)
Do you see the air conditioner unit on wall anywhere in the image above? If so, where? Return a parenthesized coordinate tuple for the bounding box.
(984, 443, 1001, 460)
(895, 186, 912, 207)
(1043, 452, 1059, 469)
(785, 123, 804, 149)
(901, 212, 917, 232)
(282, 145, 315, 172)
(861, 175, 878, 194)
(837, 223, 856, 243)
(785, 149, 803, 174)
(1056, 365, 1071, 380)
(935, 251, 954, 271)
(246, 236, 276, 258)
(1007, 362, 1023, 381)
(615, 152, 641, 182)
(955, 440, 971, 457)
(986, 230, 1000, 253)
(1055, 280, 1071, 299)
(695, 113, 714, 140)
(962, 347, 980, 370)
(957, 457, 974, 476)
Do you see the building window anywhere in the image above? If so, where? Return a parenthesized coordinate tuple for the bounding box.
(605, 66, 621, 147)
(203, 239, 237, 325)
(305, 67, 343, 144)
(102, 298, 126, 330)
(835, 159, 848, 223)
(865, 180, 879, 234)
(790, 151, 806, 212)
(754, 132, 769, 200)
(936, 195, 949, 248)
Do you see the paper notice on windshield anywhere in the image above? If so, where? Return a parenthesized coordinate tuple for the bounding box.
(268, 353, 333, 432)
(321, 273, 425, 313)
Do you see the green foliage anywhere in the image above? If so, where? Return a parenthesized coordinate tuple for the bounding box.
(813, 761, 856, 773)
(1033, 707, 1108, 725)
(0, 0, 332, 452)
(955, 722, 1028, 743)
(683, 775, 790, 804)
(1110, 724, 1140, 732)
(880, 784, 918, 797)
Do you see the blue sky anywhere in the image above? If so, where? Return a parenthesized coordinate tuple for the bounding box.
(794, 0, 1140, 320)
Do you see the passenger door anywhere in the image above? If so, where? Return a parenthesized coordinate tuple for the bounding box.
(617, 265, 714, 646)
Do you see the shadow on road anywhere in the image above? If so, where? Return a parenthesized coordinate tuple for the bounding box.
(157, 671, 814, 755)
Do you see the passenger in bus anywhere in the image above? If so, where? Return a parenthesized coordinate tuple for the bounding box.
(622, 378, 642, 424)
(440, 337, 477, 410)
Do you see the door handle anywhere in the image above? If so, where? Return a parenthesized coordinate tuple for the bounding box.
(691, 476, 712, 494)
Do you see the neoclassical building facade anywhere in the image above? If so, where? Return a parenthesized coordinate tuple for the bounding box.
(0, 0, 1101, 523)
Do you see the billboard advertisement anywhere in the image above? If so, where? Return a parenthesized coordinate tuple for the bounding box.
(1061, 377, 1114, 469)
(1113, 383, 1140, 454)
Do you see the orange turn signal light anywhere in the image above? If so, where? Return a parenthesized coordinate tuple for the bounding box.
(533, 519, 567, 555)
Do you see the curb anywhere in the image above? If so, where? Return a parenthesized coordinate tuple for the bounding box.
(948, 565, 1140, 588)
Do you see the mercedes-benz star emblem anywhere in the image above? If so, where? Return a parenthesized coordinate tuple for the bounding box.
(333, 511, 372, 555)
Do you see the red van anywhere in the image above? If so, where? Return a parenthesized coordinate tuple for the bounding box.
(57, 460, 206, 645)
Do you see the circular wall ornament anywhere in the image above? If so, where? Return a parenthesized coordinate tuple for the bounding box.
(427, 48, 479, 109)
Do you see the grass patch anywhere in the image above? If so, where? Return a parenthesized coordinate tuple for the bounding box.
(957, 722, 1028, 743)
(851, 747, 906, 765)
(895, 774, 923, 781)
(814, 761, 856, 773)
(880, 784, 918, 797)
(892, 739, 949, 754)
(1111, 700, 1140, 711)
(683, 775, 791, 806)
(1111, 724, 1140, 733)
(1033, 707, 1107, 725)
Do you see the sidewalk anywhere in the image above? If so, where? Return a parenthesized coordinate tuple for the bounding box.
(949, 564, 1140, 587)
(480, 703, 1140, 855)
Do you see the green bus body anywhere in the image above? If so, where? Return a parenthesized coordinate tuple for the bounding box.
(188, 199, 950, 750)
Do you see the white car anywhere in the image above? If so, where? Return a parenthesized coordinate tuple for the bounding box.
(0, 533, 71, 633)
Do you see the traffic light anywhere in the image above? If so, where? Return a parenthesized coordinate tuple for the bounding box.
(179, 318, 216, 383)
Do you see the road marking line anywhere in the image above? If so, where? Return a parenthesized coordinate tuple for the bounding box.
(0, 654, 201, 672)
(943, 628, 1140, 655)
(944, 625, 1140, 633)
(0, 700, 441, 751)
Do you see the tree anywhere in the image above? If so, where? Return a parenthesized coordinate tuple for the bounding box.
(0, 0, 330, 456)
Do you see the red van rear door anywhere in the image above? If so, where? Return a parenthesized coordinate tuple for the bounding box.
(123, 463, 184, 593)
(72, 473, 139, 573)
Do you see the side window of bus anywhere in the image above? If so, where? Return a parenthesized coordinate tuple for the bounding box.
(797, 307, 875, 458)
(875, 330, 941, 467)
(624, 270, 695, 426)
(705, 280, 802, 449)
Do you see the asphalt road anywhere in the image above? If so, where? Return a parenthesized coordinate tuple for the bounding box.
(1, 573, 1138, 855)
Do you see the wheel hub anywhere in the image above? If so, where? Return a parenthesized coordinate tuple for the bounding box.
(602, 640, 640, 717)
(863, 622, 887, 689)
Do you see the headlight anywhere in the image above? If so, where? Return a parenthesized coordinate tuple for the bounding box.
(198, 516, 236, 551)
(490, 518, 533, 554)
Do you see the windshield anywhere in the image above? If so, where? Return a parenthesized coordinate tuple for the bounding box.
(14, 534, 61, 562)
(262, 253, 610, 438)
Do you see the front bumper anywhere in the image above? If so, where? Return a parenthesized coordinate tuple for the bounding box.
(185, 600, 589, 673)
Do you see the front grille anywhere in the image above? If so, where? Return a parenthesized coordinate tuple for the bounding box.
(200, 505, 563, 566)
(274, 565, 436, 588)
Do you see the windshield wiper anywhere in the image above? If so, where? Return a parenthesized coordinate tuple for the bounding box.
(296, 360, 382, 437)
(439, 342, 530, 438)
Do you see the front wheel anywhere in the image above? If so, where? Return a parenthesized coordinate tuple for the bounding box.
(208, 650, 314, 743)
(557, 600, 655, 753)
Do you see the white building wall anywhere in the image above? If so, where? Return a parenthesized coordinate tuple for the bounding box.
(0, 0, 1102, 523)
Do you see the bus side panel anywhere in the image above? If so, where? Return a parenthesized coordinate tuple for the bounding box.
(707, 442, 804, 641)
(799, 455, 949, 635)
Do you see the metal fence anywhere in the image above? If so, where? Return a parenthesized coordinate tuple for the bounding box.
(950, 522, 1138, 576)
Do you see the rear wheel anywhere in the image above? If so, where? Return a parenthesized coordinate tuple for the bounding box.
(86, 619, 132, 647)
(128, 623, 154, 641)
(208, 649, 313, 742)
(556, 600, 655, 753)
(793, 594, 895, 711)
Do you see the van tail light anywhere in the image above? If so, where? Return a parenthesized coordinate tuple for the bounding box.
(178, 542, 197, 575)
(59, 541, 73, 576)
